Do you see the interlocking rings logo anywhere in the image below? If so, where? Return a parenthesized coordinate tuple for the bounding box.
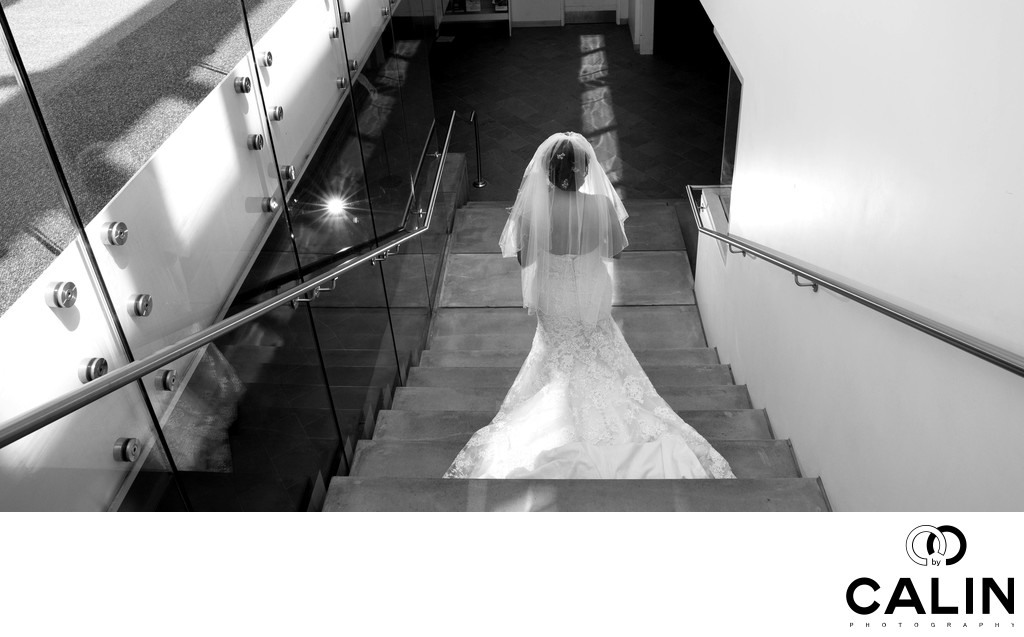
(905, 525, 967, 566)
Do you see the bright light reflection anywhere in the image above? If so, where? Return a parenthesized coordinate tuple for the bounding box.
(326, 198, 345, 215)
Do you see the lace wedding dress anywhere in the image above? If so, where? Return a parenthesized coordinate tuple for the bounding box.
(443, 133, 735, 480)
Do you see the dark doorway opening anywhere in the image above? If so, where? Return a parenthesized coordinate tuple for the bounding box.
(720, 65, 742, 190)
(653, 0, 729, 80)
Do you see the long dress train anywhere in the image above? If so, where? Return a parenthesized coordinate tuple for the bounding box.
(443, 254, 736, 480)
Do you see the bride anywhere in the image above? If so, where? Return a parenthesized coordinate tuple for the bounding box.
(443, 132, 735, 480)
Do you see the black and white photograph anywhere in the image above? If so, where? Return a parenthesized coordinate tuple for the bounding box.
(0, 0, 1020, 633)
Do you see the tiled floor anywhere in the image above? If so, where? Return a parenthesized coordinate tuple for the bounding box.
(430, 23, 728, 202)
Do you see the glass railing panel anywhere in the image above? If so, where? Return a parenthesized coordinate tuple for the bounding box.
(0, 34, 126, 433)
(169, 169, 345, 508)
(90, 49, 285, 421)
(242, 0, 301, 42)
(307, 260, 401, 459)
(243, 0, 348, 187)
(376, 252, 431, 373)
(164, 302, 343, 511)
(0, 28, 76, 321)
(0, 380, 179, 511)
(392, 34, 435, 167)
(0, 26, 183, 512)
(1, 0, 254, 227)
(349, 21, 415, 238)
(286, 93, 380, 277)
(4, 1, 288, 385)
(396, 126, 446, 306)
(337, 0, 387, 73)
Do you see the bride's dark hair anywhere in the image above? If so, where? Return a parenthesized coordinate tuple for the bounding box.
(547, 138, 589, 191)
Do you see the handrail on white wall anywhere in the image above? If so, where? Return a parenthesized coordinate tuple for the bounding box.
(0, 112, 458, 451)
(686, 185, 1024, 380)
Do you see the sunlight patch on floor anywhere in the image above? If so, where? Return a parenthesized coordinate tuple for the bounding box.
(578, 35, 624, 197)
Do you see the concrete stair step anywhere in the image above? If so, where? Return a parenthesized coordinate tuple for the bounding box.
(351, 438, 799, 479)
(452, 201, 684, 253)
(392, 385, 752, 411)
(324, 476, 829, 511)
(428, 307, 707, 350)
(406, 364, 734, 388)
(418, 347, 720, 367)
(440, 252, 694, 307)
(373, 408, 772, 441)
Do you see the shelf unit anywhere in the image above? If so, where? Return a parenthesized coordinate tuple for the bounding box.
(440, 1, 511, 35)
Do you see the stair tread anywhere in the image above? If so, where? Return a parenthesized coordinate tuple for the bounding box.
(407, 364, 733, 388)
(374, 409, 772, 441)
(419, 348, 719, 367)
(429, 306, 707, 350)
(392, 385, 752, 411)
(324, 476, 828, 512)
(440, 252, 695, 307)
(350, 438, 798, 479)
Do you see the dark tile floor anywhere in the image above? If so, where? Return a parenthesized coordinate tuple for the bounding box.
(430, 23, 728, 202)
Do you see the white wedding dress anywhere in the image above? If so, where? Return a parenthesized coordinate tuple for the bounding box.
(443, 132, 735, 480)
(443, 254, 735, 480)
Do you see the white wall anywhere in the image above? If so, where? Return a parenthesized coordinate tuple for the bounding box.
(627, 0, 653, 54)
(696, 0, 1024, 510)
(512, 0, 563, 26)
(565, 0, 616, 10)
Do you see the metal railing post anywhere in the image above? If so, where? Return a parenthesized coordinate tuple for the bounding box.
(471, 111, 487, 188)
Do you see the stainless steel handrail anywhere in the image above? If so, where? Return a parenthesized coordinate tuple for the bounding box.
(686, 184, 1024, 379)
(454, 110, 486, 189)
(0, 111, 457, 450)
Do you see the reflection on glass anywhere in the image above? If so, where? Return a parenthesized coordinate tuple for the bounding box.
(166, 302, 345, 510)
(151, 200, 345, 511)
(0, 33, 76, 319)
(245, 0, 347, 182)
(351, 22, 414, 237)
(392, 37, 435, 165)
(287, 96, 378, 277)
(242, 0, 302, 43)
(0, 383, 177, 511)
(1, 25, 169, 512)
(401, 128, 446, 307)
(308, 266, 401, 460)
(2, 0, 254, 225)
(5, 0, 288, 385)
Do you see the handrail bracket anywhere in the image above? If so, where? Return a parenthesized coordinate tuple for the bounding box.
(291, 276, 339, 307)
(793, 274, 819, 293)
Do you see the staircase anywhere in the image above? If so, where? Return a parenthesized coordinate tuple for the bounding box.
(324, 200, 830, 511)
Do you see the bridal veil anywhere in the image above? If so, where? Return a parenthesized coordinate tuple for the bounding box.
(498, 132, 628, 324)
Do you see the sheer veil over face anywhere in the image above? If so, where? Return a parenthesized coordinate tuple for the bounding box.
(498, 132, 629, 324)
